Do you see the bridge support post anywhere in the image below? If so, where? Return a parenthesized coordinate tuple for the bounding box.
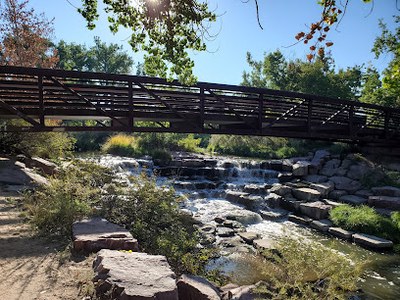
(38, 75, 44, 126)
(128, 80, 134, 132)
(200, 87, 205, 132)
(258, 94, 263, 133)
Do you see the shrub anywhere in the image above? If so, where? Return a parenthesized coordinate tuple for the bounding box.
(102, 134, 139, 156)
(100, 174, 206, 274)
(177, 134, 202, 152)
(330, 205, 400, 243)
(251, 237, 362, 299)
(150, 148, 172, 165)
(23, 161, 113, 237)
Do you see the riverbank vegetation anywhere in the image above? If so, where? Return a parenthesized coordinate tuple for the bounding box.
(330, 205, 400, 252)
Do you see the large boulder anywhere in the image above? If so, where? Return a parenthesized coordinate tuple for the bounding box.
(269, 184, 292, 197)
(73, 218, 138, 252)
(238, 231, 260, 244)
(310, 182, 334, 197)
(304, 175, 328, 183)
(329, 176, 362, 193)
(346, 164, 370, 180)
(93, 250, 178, 300)
(292, 161, 310, 177)
(177, 274, 220, 300)
(320, 159, 341, 177)
(299, 201, 331, 219)
(371, 186, 400, 197)
(23, 157, 59, 176)
(292, 188, 321, 201)
(0, 157, 48, 186)
(368, 196, 400, 210)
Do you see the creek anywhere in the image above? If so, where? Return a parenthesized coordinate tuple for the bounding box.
(94, 154, 400, 300)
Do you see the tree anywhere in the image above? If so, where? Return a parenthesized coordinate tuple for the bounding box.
(0, 0, 58, 67)
(56, 37, 134, 74)
(76, 0, 388, 83)
(242, 50, 362, 100)
(360, 16, 400, 107)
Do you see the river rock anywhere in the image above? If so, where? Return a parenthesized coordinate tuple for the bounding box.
(244, 184, 268, 194)
(288, 214, 312, 225)
(320, 159, 341, 176)
(368, 196, 400, 210)
(277, 172, 293, 183)
(311, 150, 330, 168)
(217, 227, 236, 237)
(329, 176, 362, 193)
(292, 188, 321, 201)
(177, 274, 220, 300)
(346, 164, 370, 180)
(269, 184, 292, 196)
(328, 189, 348, 200)
(226, 190, 249, 203)
(223, 284, 256, 300)
(93, 250, 178, 300)
(264, 192, 282, 208)
(292, 161, 310, 177)
(304, 174, 328, 183)
(253, 239, 276, 252)
(299, 201, 331, 219)
(239, 195, 265, 210)
(200, 224, 217, 235)
(238, 232, 260, 244)
(73, 218, 138, 252)
(24, 157, 59, 175)
(355, 190, 373, 198)
(310, 219, 333, 232)
(310, 182, 334, 197)
(200, 234, 216, 246)
(328, 227, 353, 240)
(0, 157, 48, 186)
(339, 195, 367, 205)
(259, 208, 288, 220)
(280, 197, 302, 212)
(225, 210, 262, 225)
(371, 186, 400, 197)
(353, 233, 393, 250)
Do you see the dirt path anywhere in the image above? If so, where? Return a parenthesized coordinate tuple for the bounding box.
(0, 187, 95, 300)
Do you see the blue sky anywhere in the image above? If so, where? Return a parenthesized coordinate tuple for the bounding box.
(29, 0, 398, 84)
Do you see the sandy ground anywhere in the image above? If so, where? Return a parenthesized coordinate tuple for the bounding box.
(0, 187, 95, 300)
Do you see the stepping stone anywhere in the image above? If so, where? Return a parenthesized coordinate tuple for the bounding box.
(93, 249, 178, 300)
(299, 201, 331, 219)
(339, 195, 367, 205)
(310, 219, 333, 232)
(177, 274, 220, 300)
(238, 231, 260, 244)
(353, 233, 393, 250)
(368, 196, 400, 210)
(288, 214, 312, 225)
(217, 227, 235, 237)
(292, 188, 321, 201)
(73, 217, 138, 252)
(328, 227, 353, 240)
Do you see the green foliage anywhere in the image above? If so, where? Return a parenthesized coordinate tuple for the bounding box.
(177, 134, 202, 152)
(0, 120, 75, 159)
(78, 0, 216, 83)
(23, 161, 113, 236)
(150, 148, 172, 165)
(330, 205, 400, 243)
(248, 237, 362, 299)
(100, 174, 206, 274)
(361, 16, 400, 108)
(101, 134, 139, 156)
(242, 50, 362, 100)
(57, 36, 134, 73)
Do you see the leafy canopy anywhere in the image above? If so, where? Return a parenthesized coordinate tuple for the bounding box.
(78, 0, 216, 84)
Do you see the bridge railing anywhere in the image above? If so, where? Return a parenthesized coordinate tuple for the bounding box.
(0, 66, 399, 144)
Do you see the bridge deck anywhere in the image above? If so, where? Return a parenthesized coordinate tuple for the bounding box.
(0, 66, 399, 145)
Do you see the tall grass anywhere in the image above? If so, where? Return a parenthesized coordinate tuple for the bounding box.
(101, 134, 139, 156)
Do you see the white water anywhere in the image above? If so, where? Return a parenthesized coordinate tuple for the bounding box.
(91, 154, 400, 299)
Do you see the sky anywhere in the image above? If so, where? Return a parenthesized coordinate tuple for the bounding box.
(27, 0, 398, 85)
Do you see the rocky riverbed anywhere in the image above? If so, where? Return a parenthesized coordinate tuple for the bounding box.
(94, 150, 400, 299)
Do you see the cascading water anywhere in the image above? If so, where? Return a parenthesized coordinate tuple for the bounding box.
(92, 154, 400, 300)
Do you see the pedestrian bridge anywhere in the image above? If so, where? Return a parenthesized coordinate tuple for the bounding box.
(0, 66, 399, 145)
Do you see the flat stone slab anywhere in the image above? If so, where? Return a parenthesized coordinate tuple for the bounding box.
(353, 233, 393, 250)
(368, 196, 400, 210)
(177, 274, 220, 300)
(310, 219, 333, 232)
(259, 208, 288, 220)
(329, 176, 362, 193)
(288, 214, 312, 225)
(93, 249, 178, 300)
(371, 186, 400, 197)
(217, 227, 235, 237)
(292, 188, 321, 201)
(339, 195, 367, 205)
(328, 227, 353, 240)
(73, 218, 138, 252)
(299, 201, 331, 220)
